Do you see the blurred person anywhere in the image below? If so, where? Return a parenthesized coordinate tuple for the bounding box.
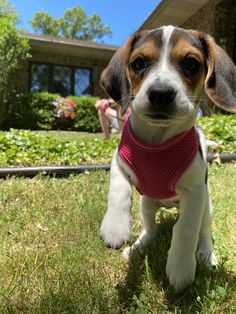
(95, 98, 125, 139)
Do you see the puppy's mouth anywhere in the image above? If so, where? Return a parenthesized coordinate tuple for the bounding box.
(145, 112, 170, 120)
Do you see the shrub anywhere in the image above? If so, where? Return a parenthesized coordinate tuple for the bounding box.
(4, 92, 100, 132)
(69, 96, 100, 132)
(4, 92, 59, 130)
(198, 114, 236, 153)
(0, 14, 30, 125)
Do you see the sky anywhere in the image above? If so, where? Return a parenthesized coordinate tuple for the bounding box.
(10, 0, 160, 46)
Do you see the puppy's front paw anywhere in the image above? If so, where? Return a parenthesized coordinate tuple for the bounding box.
(166, 252, 196, 291)
(122, 244, 145, 260)
(197, 250, 217, 269)
(197, 237, 217, 269)
(122, 246, 132, 260)
(100, 211, 131, 249)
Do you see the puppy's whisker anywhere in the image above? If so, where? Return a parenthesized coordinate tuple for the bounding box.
(117, 94, 134, 107)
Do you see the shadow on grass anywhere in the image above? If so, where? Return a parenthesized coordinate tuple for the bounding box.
(116, 212, 175, 311)
(116, 212, 235, 313)
(116, 250, 146, 311)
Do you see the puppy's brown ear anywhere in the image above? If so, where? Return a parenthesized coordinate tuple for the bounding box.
(100, 46, 130, 114)
(201, 34, 236, 113)
(100, 31, 148, 114)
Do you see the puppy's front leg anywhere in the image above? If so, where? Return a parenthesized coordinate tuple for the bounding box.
(100, 150, 133, 249)
(123, 196, 159, 259)
(197, 186, 217, 268)
(166, 185, 206, 291)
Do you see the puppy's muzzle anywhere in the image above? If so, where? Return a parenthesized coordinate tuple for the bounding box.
(147, 84, 176, 119)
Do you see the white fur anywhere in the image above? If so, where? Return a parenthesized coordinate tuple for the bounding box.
(100, 26, 217, 291)
(132, 26, 197, 143)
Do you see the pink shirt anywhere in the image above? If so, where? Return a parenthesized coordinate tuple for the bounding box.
(118, 118, 199, 199)
(98, 99, 108, 112)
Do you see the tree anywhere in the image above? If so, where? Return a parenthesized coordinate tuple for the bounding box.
(29, 11, 61, 37)
(29, 5, 112, 42)
(0, 0, 30, 125)
(0, 0, 17, 22)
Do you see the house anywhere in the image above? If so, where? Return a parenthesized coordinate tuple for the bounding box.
(139, 0, 236, 64)
(15, 33, 119, 98)
(16, 0, 235, 101)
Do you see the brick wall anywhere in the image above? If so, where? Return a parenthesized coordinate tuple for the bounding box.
(215, 3, 236, 60)
(181, 0, 219, 35)
(181, 0, 236, 59)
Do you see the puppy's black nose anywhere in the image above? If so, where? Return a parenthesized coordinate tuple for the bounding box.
(147, 84, 176, 109)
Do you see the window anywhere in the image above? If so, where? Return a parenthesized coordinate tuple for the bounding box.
(30, 62, 92, 96)
(31, 64, 50, 92)
(52, 66, 72, 96)
(75, 68, 92, 96)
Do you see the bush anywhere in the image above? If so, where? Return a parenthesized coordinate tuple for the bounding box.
(198, 114, 236, 153)
(4, 92, 59, 130)
(0, 15, 30, 125)
(69, 96, 100, 132)
(4, 92, 100, 132)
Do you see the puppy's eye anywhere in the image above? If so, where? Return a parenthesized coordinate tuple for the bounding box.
(131, 56, 146, 74)
(180, 56, 201, 76)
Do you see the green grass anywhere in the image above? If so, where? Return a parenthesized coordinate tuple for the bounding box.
(34, 130, 106, 143)
(0, 163, 235, 313)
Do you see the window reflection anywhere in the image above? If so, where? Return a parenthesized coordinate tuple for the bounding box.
(52, 66, 72, 96)
(75, 68, 91, 96)
(31, 64, 50, 91)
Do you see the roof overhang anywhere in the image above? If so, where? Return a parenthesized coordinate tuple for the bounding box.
(140, 0, 211, 30)
(22, 34, 119, 61)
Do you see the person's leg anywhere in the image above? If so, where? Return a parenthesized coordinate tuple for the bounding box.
(117, 107, 125, 131)
(98, 109, 111, 139)
(109, 110, 119, 132)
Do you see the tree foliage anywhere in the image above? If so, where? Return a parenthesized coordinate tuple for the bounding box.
(0, 0, 30, 125)
(29, 5, 112, 42)
(0, 0, 17, 22)
(29, 12, 61, 37)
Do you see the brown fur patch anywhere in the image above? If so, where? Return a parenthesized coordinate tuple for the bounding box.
(199, 33, 236, 112)
(128, 38, 161, 94)
(170, 35, 206, 97)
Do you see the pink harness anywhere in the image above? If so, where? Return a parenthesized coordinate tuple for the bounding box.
(118, 118, 199, 199)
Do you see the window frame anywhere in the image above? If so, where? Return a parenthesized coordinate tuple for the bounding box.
(29, 61, 93, 96)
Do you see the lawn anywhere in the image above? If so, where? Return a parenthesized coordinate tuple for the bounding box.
(0, 163, 235, 313)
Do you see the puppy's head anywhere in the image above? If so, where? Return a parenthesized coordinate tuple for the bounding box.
(101, 26, 236, 125)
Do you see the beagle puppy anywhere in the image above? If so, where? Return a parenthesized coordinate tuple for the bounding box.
(99, 26, 236, 291)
